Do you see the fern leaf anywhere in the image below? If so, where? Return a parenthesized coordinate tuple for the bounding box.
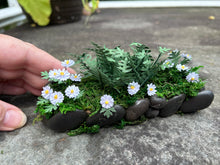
(100, 107, 116, 118)
(159, 47, 171, 54)
(37, 97, 49, 105)
(41, 71, 49, 80)
(44, 104, 57, 113)
(117, 57, 132, 73)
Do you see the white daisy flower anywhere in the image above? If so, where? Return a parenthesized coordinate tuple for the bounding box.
(49, 91, 64, 105)
(173, 49, 179, 53)
(147, 83, 157, 96)
(186, 72, 199, 83)
(163, 59, 174, 68)
(127, 81, 140, 95)
(57, 69, 70, 81)
(176, 64, 189, 72)
(169, 49, 179, 55)
(65, 85, 80, 98)
(100, 95, 114, 109)
(61, 59, 75, 68)
(41, 85, 53, 99)
(49, 69, 59, 79)
(168, 50, 172, 55)
(70, 74, 82, 82)
(181, 53, 192, 60)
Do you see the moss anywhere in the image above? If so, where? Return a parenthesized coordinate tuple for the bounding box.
(67, 124, 100, 136)
(114, 116, 147, 130)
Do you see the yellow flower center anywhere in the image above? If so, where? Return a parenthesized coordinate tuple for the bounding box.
(71, 89, 74, 93)
(166, 62, 170, 65)
(54, 94, 58, 100)
(191, 77, 195, 81)
(53, 72, 57, 76)
(105, 101, 109, 105)
(60, 72, 64, 76)
(45, 90, 49, 94)
(130, 85, 135, 89)
(149, 88, 153, 91)
(74, 75, 78, 78)
(187, 54, 189, 57)
(66, 60, 69, 64)
(181, 65, 185, 69)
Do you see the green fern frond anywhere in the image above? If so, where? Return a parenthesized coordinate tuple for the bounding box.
(41, 71, 49, 80)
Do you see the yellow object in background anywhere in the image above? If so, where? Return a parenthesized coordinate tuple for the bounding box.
(208, 16, 215, 20)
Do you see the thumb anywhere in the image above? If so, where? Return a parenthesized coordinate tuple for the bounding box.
(0, 100, 27, 131)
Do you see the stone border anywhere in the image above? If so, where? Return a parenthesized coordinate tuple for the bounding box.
(45, 90, 214, 132)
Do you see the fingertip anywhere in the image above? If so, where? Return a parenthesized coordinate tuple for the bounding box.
(0, 103, 6, 122)
(67, 68, 76, 74)
(0, 101, 27, 131)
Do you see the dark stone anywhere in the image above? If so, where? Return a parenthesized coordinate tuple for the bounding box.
(145, 108, 159, 119)
(150, 95, 167, 109)
(125, 99, 150, 121)
(159, 94, 186, 117)
(47, 109, 88, 132)
(86, 105, 125, 127)
(180, 90, 214, 113)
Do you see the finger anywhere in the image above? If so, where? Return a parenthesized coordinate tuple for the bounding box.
(4, 79, 25, 88)
(0, 68, 47, 92)
(0, 35, 63, 72)
(0, 100, 27, 131)
(23, 83, 42, 96)
(23, 70, 48, 90)
(0, 35, 76, 74)
(24, 43, 76, 75)
(0, 80, 41, 96)
(0, 68, 24, 80)
(0, 82, 27, 95)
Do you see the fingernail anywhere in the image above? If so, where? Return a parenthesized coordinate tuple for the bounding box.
(2, 110, 27, 130)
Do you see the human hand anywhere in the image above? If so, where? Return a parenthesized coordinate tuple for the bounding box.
(0, 34, 75, 131)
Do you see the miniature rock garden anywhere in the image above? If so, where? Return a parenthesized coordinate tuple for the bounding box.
(35, 43, 214, 136)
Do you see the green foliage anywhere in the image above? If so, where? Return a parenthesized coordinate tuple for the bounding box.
(114, 115, 147, 129)
(190, 66, 204, 73)
(76, 42, 163, 92)
(32, 114, 43, 125)
(153, 66, 205, 99)
(35, 43, 206, 131)
(100, 107, 116, 118)
(18, 0, 52, 26)
(67, 124, 100, 136)
(37, 96, 49, 105)
(41, 71, 49, 80)
(35, 97, 57, 119)
(159, 47, 170, 54)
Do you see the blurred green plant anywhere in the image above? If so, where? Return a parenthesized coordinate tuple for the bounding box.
(82, 0, 99, 25)
(82, 0, 99, 15)
(18, 0, 52, 26)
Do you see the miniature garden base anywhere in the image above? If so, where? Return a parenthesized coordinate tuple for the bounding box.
(45, 90, 214, 133)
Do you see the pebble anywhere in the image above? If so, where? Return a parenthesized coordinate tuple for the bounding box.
(125, 99, 150, 121)
(159, 94, 185, 117)
(86, 105, 125, 127)
(180, 90, 214, 113)
(46, 110, 88, 132)
(145, 108, 160, 119)
(150, 95, 167, 109)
